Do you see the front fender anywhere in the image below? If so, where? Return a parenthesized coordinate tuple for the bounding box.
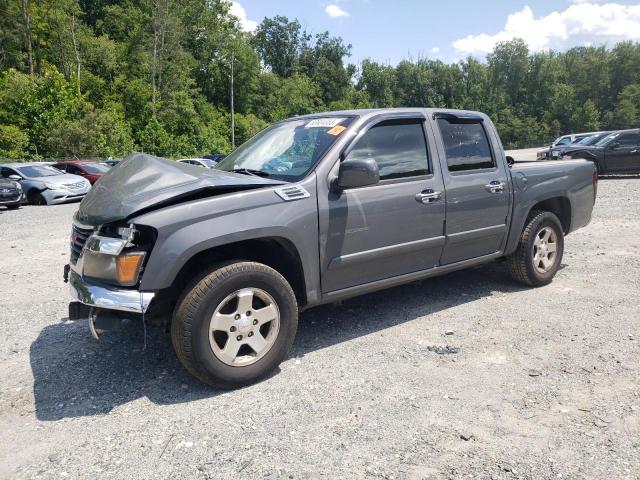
(132, 175, 321, 302)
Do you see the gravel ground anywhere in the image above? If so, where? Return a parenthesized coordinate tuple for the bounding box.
(1, 177, 639, 480)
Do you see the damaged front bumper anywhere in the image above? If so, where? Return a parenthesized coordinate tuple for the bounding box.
(68, 269, 155, 314)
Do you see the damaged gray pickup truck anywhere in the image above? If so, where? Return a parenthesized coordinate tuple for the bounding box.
(65, 108, 598, 388)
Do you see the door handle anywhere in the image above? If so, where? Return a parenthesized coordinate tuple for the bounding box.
(485, 180, 505, 194)
(631, 149, 638, 154)
(415, 189, 442, 204)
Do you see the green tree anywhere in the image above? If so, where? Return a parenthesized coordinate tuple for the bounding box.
(487, 39, 529, 106)
(252, 16, 308, 78)
(609, 84, 640, 128)
(357, 59, 396, 107)
(0, 125, 29, 159)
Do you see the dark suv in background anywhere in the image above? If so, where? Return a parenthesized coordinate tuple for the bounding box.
(564, 128, 640, 174)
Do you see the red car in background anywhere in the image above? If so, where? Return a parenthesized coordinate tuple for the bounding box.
(52, 160, 111, 185)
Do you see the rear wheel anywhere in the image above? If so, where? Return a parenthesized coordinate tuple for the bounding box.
(507, 211, 564, 286)
(27, 190, 47, 206)
(171, 261, 298, 388)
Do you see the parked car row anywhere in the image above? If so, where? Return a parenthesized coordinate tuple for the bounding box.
(0, 154, 227, 209)
(536, 128, 640, 174)
(537, 131, 602, 159)
(563, 128, 640, 174)
(0, 163, 91, 207)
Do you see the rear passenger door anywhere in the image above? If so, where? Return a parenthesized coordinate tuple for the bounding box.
(433, 115, 511, 265)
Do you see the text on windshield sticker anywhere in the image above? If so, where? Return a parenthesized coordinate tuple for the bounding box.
(305, 118, 344, 129)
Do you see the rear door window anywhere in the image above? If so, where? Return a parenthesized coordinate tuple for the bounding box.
(437, 119, 495, 172)
(345, 119, 430, 180)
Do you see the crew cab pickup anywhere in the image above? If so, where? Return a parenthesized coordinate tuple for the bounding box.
(65, 108, 597, 388)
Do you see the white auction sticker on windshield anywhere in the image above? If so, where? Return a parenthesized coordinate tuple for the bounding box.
(305, 118, 344, 129)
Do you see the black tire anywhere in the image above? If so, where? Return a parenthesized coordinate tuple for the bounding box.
(171, 261, 298, 388)
(27, 190, 47, 206)
(7, 204, 20, 210)
(507, 211, 564, 287)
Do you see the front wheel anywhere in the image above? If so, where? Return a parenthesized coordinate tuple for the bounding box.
(171, 261, 298, 388)
(507, 211, 564, 286)
(27, 190, 47, 206)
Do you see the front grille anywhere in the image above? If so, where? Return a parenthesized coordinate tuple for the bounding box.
(0, 189, 19, 199)
(70, 225, 93, 264)
(64, 182, 85, 190)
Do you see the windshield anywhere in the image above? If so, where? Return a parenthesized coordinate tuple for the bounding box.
(82, 163, 111, 173)
(17, 165, 63, 177)
(595, 132, 620, 146)
(216, 117, 354, 180)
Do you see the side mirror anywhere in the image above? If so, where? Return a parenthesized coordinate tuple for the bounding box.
(609, 142, 620, 150)
(505, 156, 515, 166)
(336, 158, 379, 190)
(8, 174, 22, 181)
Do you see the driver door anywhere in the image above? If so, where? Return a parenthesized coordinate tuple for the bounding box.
(319, 116, 446, 293)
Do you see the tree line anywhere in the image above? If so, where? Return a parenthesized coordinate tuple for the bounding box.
(1, 0, 639, 160)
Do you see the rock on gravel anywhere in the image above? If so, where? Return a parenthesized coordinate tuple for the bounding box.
(1, 177, 640, 479)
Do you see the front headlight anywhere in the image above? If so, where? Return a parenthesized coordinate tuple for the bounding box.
(13, 181, 22, 191)
(80, 224, 155, 287)
(45, 182, 66, 190)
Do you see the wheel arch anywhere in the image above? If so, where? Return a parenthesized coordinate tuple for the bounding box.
(527, 196, 572, 233)
(157, 236, 309, 312)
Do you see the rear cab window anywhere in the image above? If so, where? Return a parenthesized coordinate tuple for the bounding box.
(436, 119, 495, 172)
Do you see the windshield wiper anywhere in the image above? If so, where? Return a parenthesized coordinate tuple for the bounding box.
(230, 168, 270, 177)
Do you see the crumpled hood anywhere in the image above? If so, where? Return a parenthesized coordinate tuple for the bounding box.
(75, 152, 283, 226)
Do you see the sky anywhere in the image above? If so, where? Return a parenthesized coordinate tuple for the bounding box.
(229, 1, 640, 65)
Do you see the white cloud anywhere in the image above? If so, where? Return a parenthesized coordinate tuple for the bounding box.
(325, 4, 349, 18)
(229, 1, 258, 32)
(430, 47, 440, 54)
(453, 3, 640, 56)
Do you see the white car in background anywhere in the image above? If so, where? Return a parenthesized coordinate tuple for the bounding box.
(177, 158, 220, 169)
(0, 162, 91, 205)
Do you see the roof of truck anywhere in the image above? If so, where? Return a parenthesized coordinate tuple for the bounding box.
(296, 107, 486, 119)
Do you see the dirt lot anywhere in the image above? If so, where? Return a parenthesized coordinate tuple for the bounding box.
(1, 177, 639, 480)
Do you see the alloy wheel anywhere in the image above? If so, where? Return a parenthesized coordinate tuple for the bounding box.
(208, 288, 280, 366)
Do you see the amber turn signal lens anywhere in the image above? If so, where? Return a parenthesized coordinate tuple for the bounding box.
(116, 253, 145, 285)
